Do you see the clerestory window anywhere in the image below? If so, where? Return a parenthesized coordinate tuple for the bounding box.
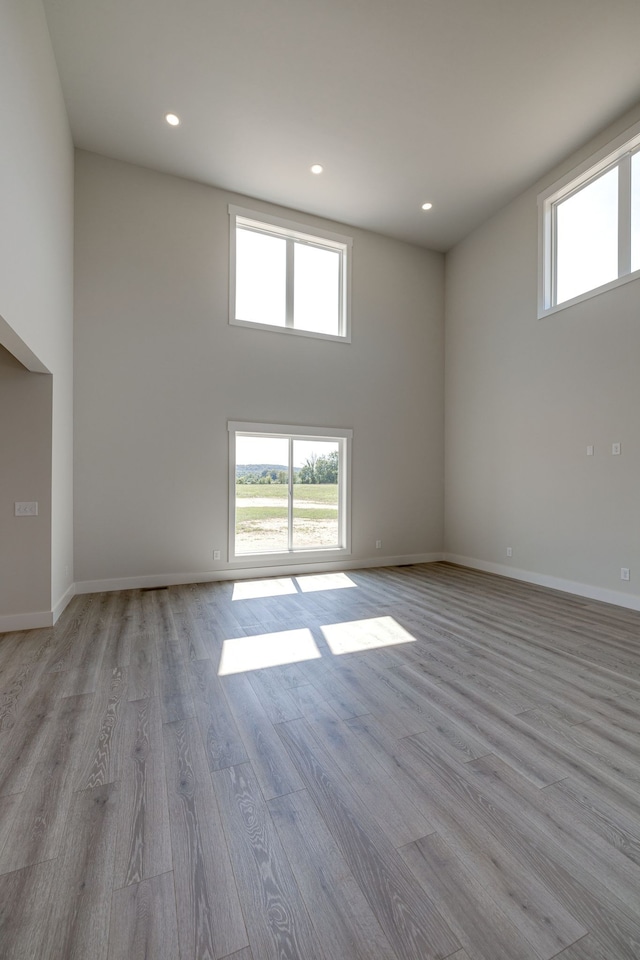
(229, 206, 352, 342)
(538, 120, 640, 317)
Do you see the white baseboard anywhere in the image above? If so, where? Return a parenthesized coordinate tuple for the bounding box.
(52, 583, 76, 624)
(0, 609, 54, 633)
(0, 585, 74, 632)
(5, 552, 639, 632)
(1, 554, 444, 632)
(74, 553, 445, 595)
(444, 553, 640, 612)
(0, 583, 74, 633)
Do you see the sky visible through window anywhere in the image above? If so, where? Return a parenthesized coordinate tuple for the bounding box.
(293, 243, 340, 334)
(235, 227, 340, 335)
(556, 167, 618, 305)
(236, 229, 286, 326)
(631, 152, 640, 272)
(236, 436, 338, 469)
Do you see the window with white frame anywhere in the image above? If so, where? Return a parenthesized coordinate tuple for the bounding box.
(228, 422, 352, 561)
(229, 206, 352, 341)
(538, 121, 640, 316)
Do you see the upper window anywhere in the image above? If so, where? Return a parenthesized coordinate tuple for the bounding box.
(229, 205, 352, 342)
(538, 121, 640, 317)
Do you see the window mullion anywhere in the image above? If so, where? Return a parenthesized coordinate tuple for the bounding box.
(288, 438, 294, 551)
(338, 252, 344, 335)
(337, 439, 343, 547)
(619, 154, 632, 278)
(285, 239, 294, 327)
(550, 201, 558, 308)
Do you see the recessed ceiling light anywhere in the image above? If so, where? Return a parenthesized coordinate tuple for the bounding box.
(310, 164, 324, 175)
(421, 202, 433, 211)
(165, 113, 181, 127)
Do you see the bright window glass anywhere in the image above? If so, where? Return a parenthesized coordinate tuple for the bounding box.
(293, 244, 341, 335)
(555, 167, 618, 305)
(235, 228, 286, 326)
(631, 151, 640, 273)
(230, 207, 351, 341)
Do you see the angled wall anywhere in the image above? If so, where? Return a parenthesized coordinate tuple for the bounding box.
(0, 347, 52, 620)
(445, 103, 640, 609)
(0, 0, 74, 626)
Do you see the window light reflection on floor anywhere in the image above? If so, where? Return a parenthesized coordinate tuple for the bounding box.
(295, 572, 357, 592)
(232, 577, 297, 601)
(321, 616, 416, 655)
(218, 628, 321, 675)
(231, 572, 357, 601)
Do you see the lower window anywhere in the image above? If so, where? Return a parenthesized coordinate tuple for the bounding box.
(228, 422, 352, 560)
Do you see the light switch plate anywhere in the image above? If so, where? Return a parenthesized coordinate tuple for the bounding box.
(15, 501, 38, 516)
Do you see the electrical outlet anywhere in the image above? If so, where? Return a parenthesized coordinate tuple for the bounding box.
(213, 550, 221, 561)
(612, 442, 621, 455)
(586, 445, 594, 456)
(15, 501, 38, 516)
(375, 540, 382, 549)
(506, 547, 513, 558)
(621, 567, 630, 581)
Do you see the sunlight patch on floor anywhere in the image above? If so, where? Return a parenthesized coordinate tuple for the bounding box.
(232, 578, 297, 600)
(231, 572, 358, 600)
(295, 572, 357, 592)
(321, 616, 416, 655)
(218, 628, 321, 675)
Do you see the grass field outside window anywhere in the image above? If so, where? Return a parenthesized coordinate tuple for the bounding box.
(235, 483, 339, 553)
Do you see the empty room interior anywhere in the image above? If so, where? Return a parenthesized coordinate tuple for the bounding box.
(3, 1, 640, 958)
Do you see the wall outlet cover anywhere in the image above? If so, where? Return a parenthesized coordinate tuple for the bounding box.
(15, 501, 38, 516)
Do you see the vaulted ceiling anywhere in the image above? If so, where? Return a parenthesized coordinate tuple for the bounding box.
(43, 0, 640, 250)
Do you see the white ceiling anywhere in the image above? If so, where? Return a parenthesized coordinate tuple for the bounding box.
(43, 0, 640, 251)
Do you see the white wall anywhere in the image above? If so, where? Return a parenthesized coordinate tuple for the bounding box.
(0, 0, 74, 623)
(0, 348, 52, 617)
(445, 104, 640, 606)
(75, 152, 443, 582)
(73, 151, 444, 587)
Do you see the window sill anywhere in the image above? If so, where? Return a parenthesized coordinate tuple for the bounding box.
(538, 266, 640, 319)
(230, 317, 351, 344)
(229, 547, 351, 566)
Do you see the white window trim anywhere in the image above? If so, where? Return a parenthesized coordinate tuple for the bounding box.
(538, 118, 640, 319)
(229, 205, 352, 343)
(228, 420, 353, 565)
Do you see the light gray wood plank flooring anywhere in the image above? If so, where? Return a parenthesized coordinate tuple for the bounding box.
(1, 562, 640, 958)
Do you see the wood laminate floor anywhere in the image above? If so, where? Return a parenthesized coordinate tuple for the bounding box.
(1, 562, 640, 959)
